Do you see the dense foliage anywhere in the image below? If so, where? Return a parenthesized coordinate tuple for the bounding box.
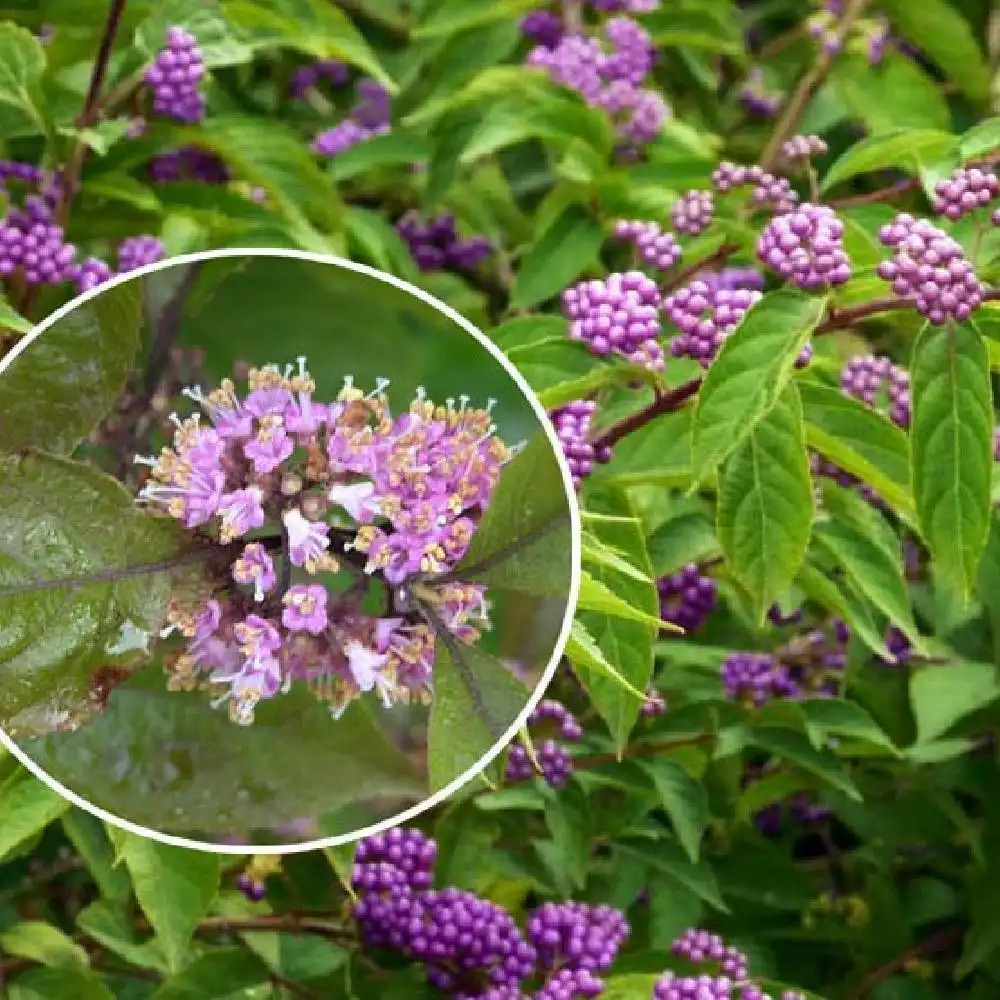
(2, 0, 1000, 999)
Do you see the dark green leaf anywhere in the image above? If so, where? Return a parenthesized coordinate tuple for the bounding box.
(151, 949, 271, 999)
(565, 620, 647, 699)
(0, 279, 143, 455)
(717, 385, 813, 623)
(509, 205, 604, 310)
(138, 0, 252, 68)
(620, 837, 728, 911)
(329, 131, 429, 182)
(639, 758, 710, 862)
(428, 641, 530, 792)
(911, 320, 993, 596)
(692, 289, 826, 484)
(451, 431, 574, 598)
(0, 453, 188, 738)
(8, 968, 113, 1000)
(750, 726, 861, 800)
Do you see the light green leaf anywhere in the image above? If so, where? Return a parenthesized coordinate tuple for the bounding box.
(576, 488, 657, 749)
(62, 811, 132, 903)
(601, 975, 663, 1000)
(911, 320, 993, 596)
(139, 0, 253, 68)
(717, 385, 813, 623)
(329, 131, 429, 182)
(598, 408, 693, 487)
(821, 129, 957, 192)
(582, 534, 652, 583)
(0, 295, 32, 334)
(0, 23, 47, 140)
(0, 279, 143, 455)
(428, 641, 530, 792)
(960, 118, 1000, 161)
(0, 922, 89, 969)
(910, 661, 1000, 745)
(692, 289, 827, 484)
(877, 0, 990, 100)
(564, 620, 647, 700)
(510, 204, 604, 310)
(640, 758, 710, 862)
(577, 570, 670, 629)
(107, 831, 220, 972)
(414, 0, 547, 38)
(799, 379, 912, 516)
(0, 453, 188, 738)
(0, 770, 70, 860)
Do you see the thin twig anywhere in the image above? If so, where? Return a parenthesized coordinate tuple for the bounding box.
(590, 377, 701, 451)
(58, 0, 130, 224)
(662, 243, 741, 295)
(760, 0, 870, 169)
(846, 927, 962, 999)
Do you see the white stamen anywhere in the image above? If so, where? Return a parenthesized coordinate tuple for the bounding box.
(133, 454, 157, 467)
(486, 397, 497, 413)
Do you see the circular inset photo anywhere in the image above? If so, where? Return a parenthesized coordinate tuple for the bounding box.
(0, 250, 580, 850)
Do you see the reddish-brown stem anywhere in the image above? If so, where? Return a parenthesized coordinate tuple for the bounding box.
(590, 377, 702, 451)
(662, 243, 740, 294)
(846, 927, 962, 999)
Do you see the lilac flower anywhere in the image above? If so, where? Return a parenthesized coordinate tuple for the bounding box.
(218, 487, 266, 542)
(345, 642, 391, 698)
(243, 417, 294, 474)
(281, 584, 328, 635)
(282, 507, 333, 572)
(329, 480, 381, 521)
(232, 542, 277, 602)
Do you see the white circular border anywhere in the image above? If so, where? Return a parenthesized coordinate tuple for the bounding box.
(0, 247, 582, 855)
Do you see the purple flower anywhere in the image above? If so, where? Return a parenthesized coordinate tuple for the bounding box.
(218, 487, 266, 542)
(281, 584, 328, 634)
(243, 418, 294, 474)
(282, 507, 332, 571)
(345, 641, 391, 698)
(329, 480, 381, 521)
(231, 542, 277, 602)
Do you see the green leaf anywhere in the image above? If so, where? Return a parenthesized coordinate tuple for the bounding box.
(0, 453, 188, 738)
(717, 384, 813, 623)
(57, 117, 134, 156)
(597, 408, 693, 487)
(750, 726, 861, 800)
(799, 699, 900, 757)
(491, 315, 568, 355)
(0, 279, 143, 455)
(821, 129, 957, 192)
(910, 661, 1000, 745)
(107, 831, 220, 972)
(799, 379, 912, 516)
(427, 641, 530, 792)
(0, 770, 70, 860)
(813, 481, 923, 650)
(509, 205, 604, 309)
(0, 922, 89, 969)
(0, 295, 31, 334)
(74, 900, 169, 972)
(577, 570, 669, 628)
(222, 0, 393, 87)
(62, 811, 132, 903)
(451, 431, 573, 598)
(342, 206, 419, 279)
(414, 0, 547, 38)
(576, 488, 656, 749)
(640, 758, 710, 862)
(582, 533, 652, 583)
(960, 118, 1000, 161)
(601, 975, 663, 1000)
(151, 949, 272, 999)
(8, 967, 114, 1000)
(564, 619, 647, 699)
(328, 131, 429, 182)
(646, 511, 719, 576)
(910, 320, 994, 596)
(640, 5, 743, 54)
(691, 289, 827, 484)
(620, 837, 727, 911)
(877, 0, 990, 100)
(0, 23, 47, 140)
(138, 0, 253, 68)
(179, 116, 342, 236)
(28, 684, 423, 839)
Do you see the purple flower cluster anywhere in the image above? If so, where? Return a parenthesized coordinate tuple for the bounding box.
(352, 828, 628, 999)
(144, 26, 206, 123)
(72, 256, 113, 293)
(396, 212, 493, 273)
(0, 195, 76, 286)
(745, 764, 831, 836)
(149, 146, 231, 184)
(527, 17, 669, 145)
(506, 700, 583, 787)
(712, 161, 798, 214)
(289, 59, 350, 98)
(721, 652, 793, 707)
(520, 11, 564, 48)
(117, 235, 166, 275)
(931, 166, 999, 220)
(313, 79, 391, 158)
(877, 213, 983, 324)
(840, 354, 910, 428)
(664, 279, 762, 367)
(757, 203, 852, 289)
(0, 160, 46, 188)
(613, 219, 682, 272)
(549, 401, 611, 490)
(657, 563, 717, 632)
(563, 271, 664, 369)
(656, 928, 805, 1000)
(138, 361, 509, 723)
(780, 133, 827, 164)
(671, 190, 714, 236)
(739, 68, 782, 117)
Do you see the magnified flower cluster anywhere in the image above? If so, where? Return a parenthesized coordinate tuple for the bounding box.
(136, 359, 511, 724)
